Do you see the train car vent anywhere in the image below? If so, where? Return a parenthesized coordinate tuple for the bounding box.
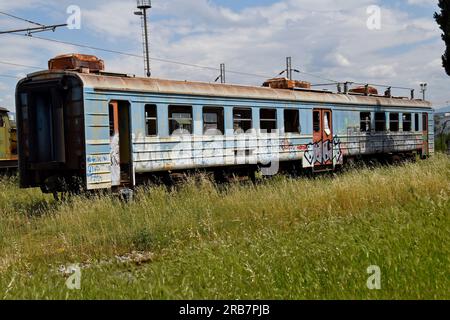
(48, 54, 105, 73)
(263, 78, 311, 90)
(349, 86, 379, 95)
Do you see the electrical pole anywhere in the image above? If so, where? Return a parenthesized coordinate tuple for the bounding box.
(278, 57, 300, 80)
(214, 63, 226, 83)
(286, 57, 292, 80)
(221, 63, 226, 83)
(135, 0, 152, 78)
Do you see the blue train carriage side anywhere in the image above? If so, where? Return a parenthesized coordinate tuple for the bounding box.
(15, 54, 434, 195)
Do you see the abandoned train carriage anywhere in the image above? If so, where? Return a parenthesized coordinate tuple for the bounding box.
(0, 107, 18, 169)
(15, 55, 434, 194)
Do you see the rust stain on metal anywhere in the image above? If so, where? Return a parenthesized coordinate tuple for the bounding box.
(49, 54, 105, 72)
(263, 78, 311, 90)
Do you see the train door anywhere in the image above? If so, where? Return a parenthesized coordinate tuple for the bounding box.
(422, 113, 429, 157)
(109, 101, 132, 187)
(313, 109, 333, 171)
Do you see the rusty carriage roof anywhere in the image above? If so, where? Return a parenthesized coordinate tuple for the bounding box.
(23, 70, 433, 109)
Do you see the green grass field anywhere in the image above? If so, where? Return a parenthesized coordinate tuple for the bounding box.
(0, 155, 449, 300)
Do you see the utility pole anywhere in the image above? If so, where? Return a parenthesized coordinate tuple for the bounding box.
(286, 57, 292, 80)
(215, 63, 226, 83)
(135, 0, 152, 78)
(220, 63, 226, 83)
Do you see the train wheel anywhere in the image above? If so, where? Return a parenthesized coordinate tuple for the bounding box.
(391, 155, 402, 165)
(213, 170, 226, 184)
(119, 188, 134, 202)
(52, 191, 68, 202)
(249, 168, 257, 185)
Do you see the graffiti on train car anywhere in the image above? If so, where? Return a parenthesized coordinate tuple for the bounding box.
(86, 154, 111, 185)
(132, 130, 308, 175)
(303, 136, 343, 166)
(333, 136, 343, 164)
(131, 129, 344, 176)
(343, 133, 423, 156)
(280, 139, 308, 152)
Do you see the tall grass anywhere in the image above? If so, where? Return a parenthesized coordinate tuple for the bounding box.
(0, 155, 449, 299)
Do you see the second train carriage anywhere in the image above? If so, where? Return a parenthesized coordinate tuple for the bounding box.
(0, 107, 18, 170)
(15, 54, 434, 194)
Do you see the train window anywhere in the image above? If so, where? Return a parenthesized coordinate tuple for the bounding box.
(145, 105, 157, 136)
(285, 109, 300, 133)
(403, 113, 412, 132)
(109, 104, 114, 137)
(323, 111, 331, 136)
(260, 109, 277, 132)
(375, 112, 386, 132)
(415, 114, 420, 131)
(422, 114, 428, 131)
(312, 110, 320, 133)
(389, 113, 399, 132)
(0, 116, 4, 127)
(233, 108, 252, 133)
(360, 112, 371, 132)
(203, 107, 224, 135)
(169, 105, 193, 135)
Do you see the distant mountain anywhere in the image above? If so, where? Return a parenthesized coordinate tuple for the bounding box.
(435, 106, 450, 114)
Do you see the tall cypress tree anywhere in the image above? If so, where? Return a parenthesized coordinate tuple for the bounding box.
(435, 0, 450, 76)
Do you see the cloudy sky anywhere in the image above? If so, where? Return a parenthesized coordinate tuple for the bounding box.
(0, 0, 448, 111)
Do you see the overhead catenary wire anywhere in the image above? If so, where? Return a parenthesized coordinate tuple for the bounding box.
(0, 11, 44, 27)
(0, 73, 21, 79)
(0, 60, 42, 69)
(0, 10, 432, 94)
(3, 32, 424, 93)
(16, 33, 273, 79)
(10, 33, 340, 83)
(351, 81, 414, 91)
(296, 70, 339, 83)
(0, 24, 68, 35)
(0, 11, 66, 35)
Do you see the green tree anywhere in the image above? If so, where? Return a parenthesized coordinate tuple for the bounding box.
(435, 0, 450, 76)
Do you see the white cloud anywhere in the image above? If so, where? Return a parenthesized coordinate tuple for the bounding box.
(0, 0, 44, 11)
(407, 0, 437, 7)
(325, 53, 351, 67)
(364, 64, 397, 78)
(82, 1, 141, 40)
